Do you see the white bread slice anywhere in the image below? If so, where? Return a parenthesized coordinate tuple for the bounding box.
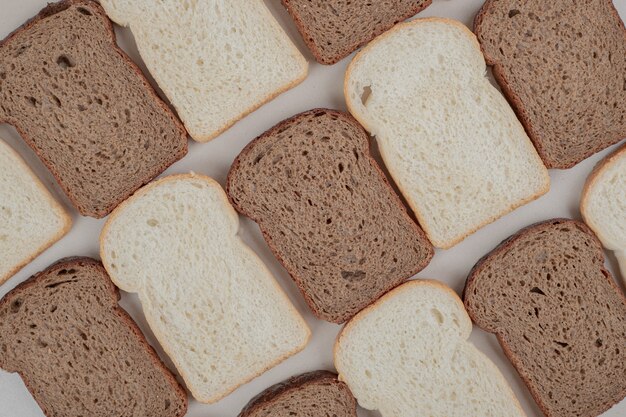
(99, 174, 310, 403)
(99, 0, 308, 142)
(0, 139, 71, 284)
(334, 280, 526, 417)
(344, 18, 549, 249)
(581, 144, 626, 282)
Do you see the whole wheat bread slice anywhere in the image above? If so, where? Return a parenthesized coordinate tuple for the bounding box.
(0, 257, 187, 417)
(227, 109, 433, 323)
(239, 371, 357, 417)
(281, 0, 432, 64)
(464, 219, 626, 417)
(475, 0, 626, 169)
(0, 0, 187, 217)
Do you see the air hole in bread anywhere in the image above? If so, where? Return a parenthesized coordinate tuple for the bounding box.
(360, 85, 372, 106)
(10, 299, 22, 313)
(431, 308, 445, 325)
(341, 270, 366, 281)
(530, 287, 546, 296)
(508, 9, 521, 18)
(56, 55, 74, 69)
(76, 7, 92, 16)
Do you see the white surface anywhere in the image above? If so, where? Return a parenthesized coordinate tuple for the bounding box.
(0, 0, 624, 416)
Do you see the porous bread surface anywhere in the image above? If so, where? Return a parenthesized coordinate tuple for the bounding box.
(345, 18, 549, 249)
(100, 174, 310, 403)
(0, 139, 70, 284)
(99, 0, 308, 142)
(582, 144, 626, 281)
(227, 109, 433, 323)
(475, 0, 626, 169)
(0, 257, 187, 417)
(464, 219, 626, 417)
(282, 0, 431, 64)
(334, 280, 526, 417)
(0, 0, 187, 218)
(239, 371, 357, 417)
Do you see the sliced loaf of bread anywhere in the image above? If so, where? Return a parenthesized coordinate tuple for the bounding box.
(100, 174, 310, 403)
(0, 0, 187, 217)
(475, 0, 626, 168)
(99, 0, 308, 141)
(282, 0, 432, 64)
(0, 138, 71, 284)
(582, 144, 626, 283)
(334, 280, 526, 417)
(344, 18, 549, 248)
(464, 219, 626, 417)
(227, 109, 433, 323)
(0, 257, 187, 417)
(239, 371, 357, 417)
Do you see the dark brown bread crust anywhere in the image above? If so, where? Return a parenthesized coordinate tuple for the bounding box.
(464, 219, 626, 417)
(0, 257, 188, 417)
(227, 109, 433, 323)
(0, 0, 188, 217)
(239, 371, 356, 417)
(282, 0, 432, 65)
(474, 0, 626, 169)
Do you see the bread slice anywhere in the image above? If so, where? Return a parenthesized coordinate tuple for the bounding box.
(0, 257, 187, 417)
(582, 144, 626, 283)
(344, 18, 549, 249)
(99, 0, 308, 142)
(334, 280, 526, 417)
(239, 371, 357, 417)
(475, 0, 626, 169)
(281, 0, 432, 65)
(227, 109, 433, 323)
(100, 173, 310, 403)
(464, 219, 626, 417)
(0, 0, 188, 218)
(0, 139, 71, 284)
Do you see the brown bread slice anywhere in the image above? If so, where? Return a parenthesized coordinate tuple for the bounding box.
(239, 371, 357, 417)
(474, 0, 626, 169)
(227, 109, 433, 323)
(0, 257, 187, 417)
(281, 0, 432, 65)
(464, 219, 626, 417)
(0, 0, 187, 217)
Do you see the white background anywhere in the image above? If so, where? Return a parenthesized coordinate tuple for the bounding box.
(1, 1, 625, 416)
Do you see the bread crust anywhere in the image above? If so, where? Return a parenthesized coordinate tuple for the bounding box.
(281, 0, 432, 65)
(344, 18, 550, 249)
(0, 257, 188, 417)
(226, 108, 434, 323)
(0, 0, 188, 217)
(0, 140, 72, 285)
(100, 173, 311, 404)
(238, 371, 356, 417)
(474, 0, 626, 169)
(463, 218, 626, 417)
